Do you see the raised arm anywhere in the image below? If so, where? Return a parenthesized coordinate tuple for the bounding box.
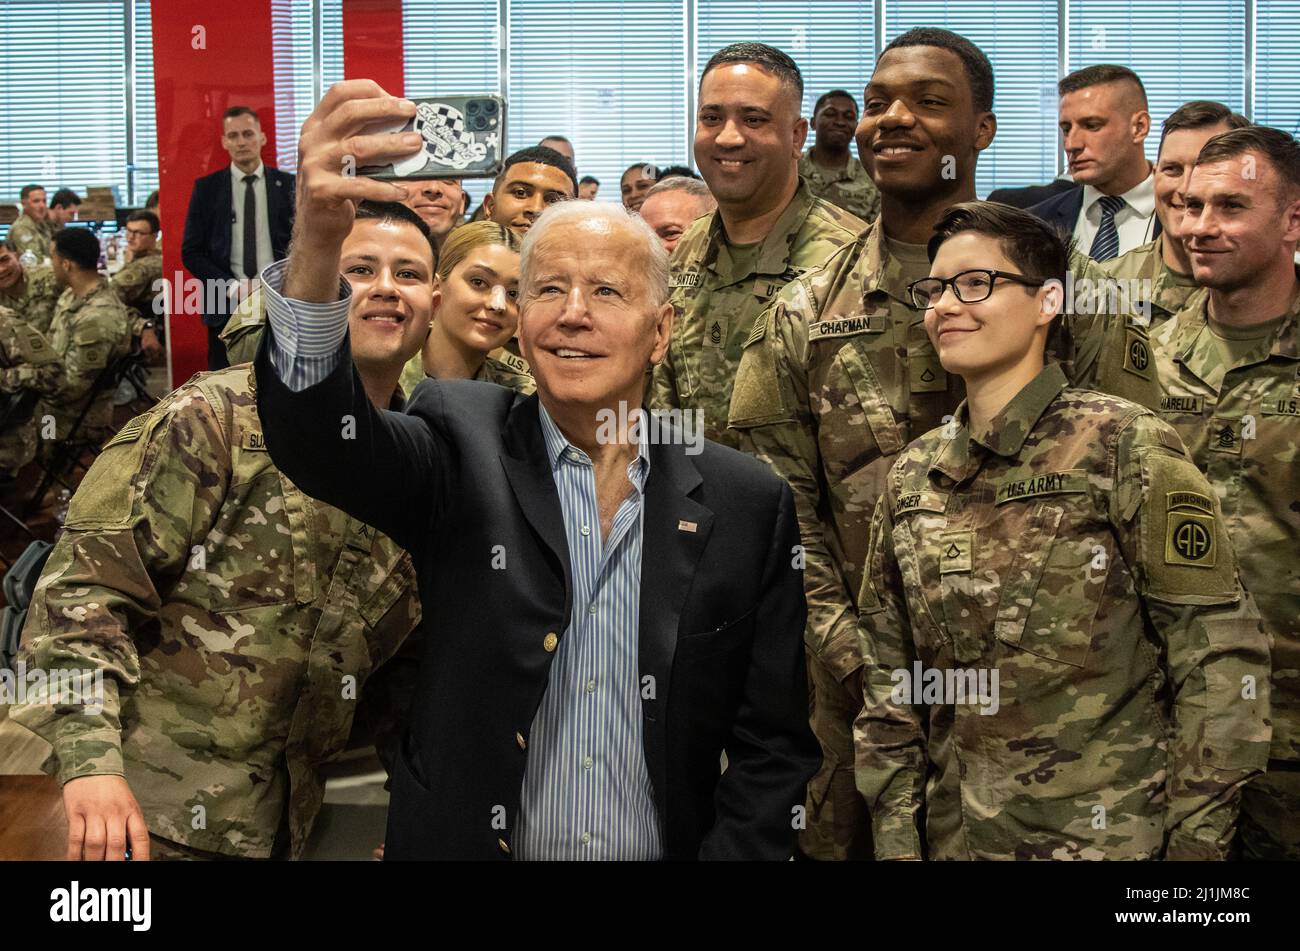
(253, 80, 446, 554)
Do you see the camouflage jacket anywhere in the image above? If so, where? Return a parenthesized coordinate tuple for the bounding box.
(219, 286, 268, 365)
(399, 346, 536, 399)
(109, 248, 163, 336)
(10, 365, 421, 858)
(729, 220, 957, 681)
(7, 213, 50, 259)
(1099, 234, 1207, 332)
(0, 264, 61, 335)
(856, 362, 1271, 861)
(649, 179, 865, 448)
(0, 306, 60, 472)
(798, 153, 881, 224)
(41, 280, 132, 443)
(1150, 286, 1300, 763)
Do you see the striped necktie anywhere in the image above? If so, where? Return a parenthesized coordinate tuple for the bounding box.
(1088, 194, 1127, 262)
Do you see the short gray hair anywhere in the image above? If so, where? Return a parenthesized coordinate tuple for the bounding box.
(644, 175, 715, 207)
(520, 200, 671, 306)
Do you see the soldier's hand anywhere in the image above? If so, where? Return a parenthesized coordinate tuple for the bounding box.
(285, 80, 419, 302)
(140, 327, 163, 364)
(62, 774, 151, 861)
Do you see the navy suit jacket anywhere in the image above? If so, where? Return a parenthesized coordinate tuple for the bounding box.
(986, 179, 1075, 210)
(1027, 184, 1161, 247)
(253, 337, 820, 860)
(181, 165, 295, 326)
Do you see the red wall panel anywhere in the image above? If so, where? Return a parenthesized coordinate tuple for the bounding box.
(150, 1, 279, 387)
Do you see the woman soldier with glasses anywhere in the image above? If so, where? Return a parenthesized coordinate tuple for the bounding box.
(852, 200, 1270, 862)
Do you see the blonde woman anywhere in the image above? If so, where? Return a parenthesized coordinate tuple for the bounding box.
(400, 221, 534, 396)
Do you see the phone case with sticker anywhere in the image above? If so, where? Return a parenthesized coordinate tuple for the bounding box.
(359, 95, 506, 180)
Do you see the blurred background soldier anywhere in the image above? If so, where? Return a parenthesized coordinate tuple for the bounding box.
(41, 228, 132, 450)
(0, 304, 59, 480)
(47, 188, 83, 228)
(110, 210, 165, 362)
(8, 184, 52, 259)
(0, 238, 61, 334)
(638, 177, 716, 254)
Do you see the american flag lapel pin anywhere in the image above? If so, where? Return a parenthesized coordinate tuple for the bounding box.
(677, 519, 698, 533)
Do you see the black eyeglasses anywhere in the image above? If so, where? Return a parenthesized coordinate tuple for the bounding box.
(907, 269, 1045, 310)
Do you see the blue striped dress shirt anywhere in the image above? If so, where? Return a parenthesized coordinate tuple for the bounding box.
(260, 258, 664, 860)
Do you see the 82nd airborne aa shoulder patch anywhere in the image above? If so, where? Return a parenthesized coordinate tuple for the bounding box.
(1164, 491, 1216, 568)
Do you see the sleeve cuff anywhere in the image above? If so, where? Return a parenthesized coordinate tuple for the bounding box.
(51, 730, 127, 785)
(259, 258, 352, 391)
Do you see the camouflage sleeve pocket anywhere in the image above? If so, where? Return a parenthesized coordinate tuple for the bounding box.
(822, 344, 905, 483)
(728, 308, 792, 428)
(1137, 449, 1240, 604)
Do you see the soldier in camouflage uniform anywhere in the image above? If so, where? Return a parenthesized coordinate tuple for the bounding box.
(0, 305, 59, 475)
(798, 90, 880, 223)
(1097, 102, 1248, 334)
(649, 44, 865, 451)
(7, 185, 53, 259)
(8, 200, 435, 860)
(1147, 127, 1300, 859)
(39, 230, 133, 451)
(397, 220, 535, 397)
(855, 202, 1270, 860)
(728, 30, 997, 861)
(110, 210, 166, 358)
(0, 239, 61, 334)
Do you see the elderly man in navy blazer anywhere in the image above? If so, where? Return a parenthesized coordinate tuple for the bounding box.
(182, 105, 294, 370)
(254, 81, 820, 860)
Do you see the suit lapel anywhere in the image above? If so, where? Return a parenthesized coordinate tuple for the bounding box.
(638, 437, 713, 817)
(215, 170, 234, 260)
(499, 395, 573, 624)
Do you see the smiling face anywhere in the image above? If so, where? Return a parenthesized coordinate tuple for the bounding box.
(814, 95, 858, 153)
(519, 215, 672, 414)
(20, 189, 47, 221)
(403, 178, 465, 244)
(484, 162, 575, 235)
(432, 243, 520, 357)
(0, 246, 23, 289)
(1183, 154, 1300, 293)
(694, 62, 806, 211)
(858, 46, 994, 202)
(638, 189, 712, 253)
(620, 167, 656, 212)
(1058, 81, 1149, 191)
(923, 231, 1057, 383)
(222, 113, 266, 170)
(343, 218, 435, 372)
(1155, 124, 1234, 248)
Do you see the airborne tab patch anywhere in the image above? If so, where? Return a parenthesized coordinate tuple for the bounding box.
(1164, 492, 1217, 568)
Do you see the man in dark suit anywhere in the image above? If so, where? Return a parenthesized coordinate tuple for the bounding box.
(1027, 65, 1158, 260)
(182, 105, 294, 370)
(986, 176, 1073, 209)
(254, 80, 819, 860)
